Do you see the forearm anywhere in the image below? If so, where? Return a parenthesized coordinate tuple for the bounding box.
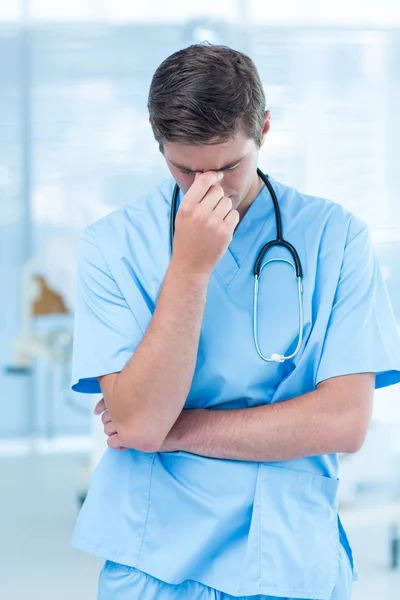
(109, 260, 210, 451)
(165, 384, 371, 461)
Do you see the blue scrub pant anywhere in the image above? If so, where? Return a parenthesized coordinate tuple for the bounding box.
(97, 543, 353, 600)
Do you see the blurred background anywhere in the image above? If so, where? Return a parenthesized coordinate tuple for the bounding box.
(1, 1, 400, 598)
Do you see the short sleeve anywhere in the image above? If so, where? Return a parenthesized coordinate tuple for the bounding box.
(71, 226, 146, 394)
(316, 225, 400, 389)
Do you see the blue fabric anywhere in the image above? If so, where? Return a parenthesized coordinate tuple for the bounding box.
(97, 542, 353, 599)
(71, 176, 400, 599)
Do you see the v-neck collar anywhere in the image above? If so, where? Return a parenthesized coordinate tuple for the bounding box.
(213, 181, 275, 287)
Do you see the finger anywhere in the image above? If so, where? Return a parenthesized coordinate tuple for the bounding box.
(94, 398, 106, 415)
(107, 434, 130, 450)
(223, 209, 240, 230)
(212, 196, 233, 220)
(104, 422, 118, 436)
(183, 171, 223, 205)
(101, 410, 112, 425)
(200, 183, 226, 213)
(107, 434, 129, 451)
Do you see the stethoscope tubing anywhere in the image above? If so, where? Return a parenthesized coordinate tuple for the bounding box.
(170, 168, 304, 363)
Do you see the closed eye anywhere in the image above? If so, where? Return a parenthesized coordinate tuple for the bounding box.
(179, 163, 240, 176)
(223, 163, 240, 172)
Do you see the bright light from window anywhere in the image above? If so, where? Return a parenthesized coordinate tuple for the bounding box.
(20, 0, 400, 24)
(0, 1, 18, 21)
(249, 0, 400, 25)
(31, 0, 99, 20)
(30, 0, 238, 22)
(107, 1, 237, 22)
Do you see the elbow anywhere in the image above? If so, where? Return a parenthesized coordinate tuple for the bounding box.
(338, 424, 368, 455)
(331, 403, 371, 455)
(341, 435, 365, 455)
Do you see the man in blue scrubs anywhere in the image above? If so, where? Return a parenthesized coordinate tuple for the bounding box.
(71, 44, 400, 599)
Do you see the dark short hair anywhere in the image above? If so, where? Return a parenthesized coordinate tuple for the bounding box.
(148, 43, 266, 150)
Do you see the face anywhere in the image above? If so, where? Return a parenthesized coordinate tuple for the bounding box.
(162, 112, 270, 210)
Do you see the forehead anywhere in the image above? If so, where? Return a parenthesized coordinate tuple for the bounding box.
(163, 132, 255, 172)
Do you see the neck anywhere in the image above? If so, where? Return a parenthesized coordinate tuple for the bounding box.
(236, 172, 264, 222)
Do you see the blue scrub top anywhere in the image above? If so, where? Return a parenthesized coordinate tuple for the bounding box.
(71, 176, 400, 599)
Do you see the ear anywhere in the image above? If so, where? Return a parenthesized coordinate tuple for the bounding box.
(259, 110, 271, 147)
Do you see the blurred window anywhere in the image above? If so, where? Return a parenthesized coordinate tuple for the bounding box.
(1, 4, 400, 434)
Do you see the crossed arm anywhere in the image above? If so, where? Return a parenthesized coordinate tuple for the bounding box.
(94, 256, 375, 462)
(96, 372, 375, 462)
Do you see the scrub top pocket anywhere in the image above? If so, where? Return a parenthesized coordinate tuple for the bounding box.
(259, 464, 340, 599)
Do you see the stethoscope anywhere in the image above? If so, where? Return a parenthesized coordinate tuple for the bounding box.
(170, 168, 304, 363)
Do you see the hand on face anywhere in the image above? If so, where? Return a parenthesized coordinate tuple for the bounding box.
(171, 171, 240, 277)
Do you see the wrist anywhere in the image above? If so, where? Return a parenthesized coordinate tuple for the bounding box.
(168, 257, 211, 288)
(161, 409, 199, 453)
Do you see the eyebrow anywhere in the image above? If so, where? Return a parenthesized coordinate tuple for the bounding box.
(168, 155, 246, 173)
